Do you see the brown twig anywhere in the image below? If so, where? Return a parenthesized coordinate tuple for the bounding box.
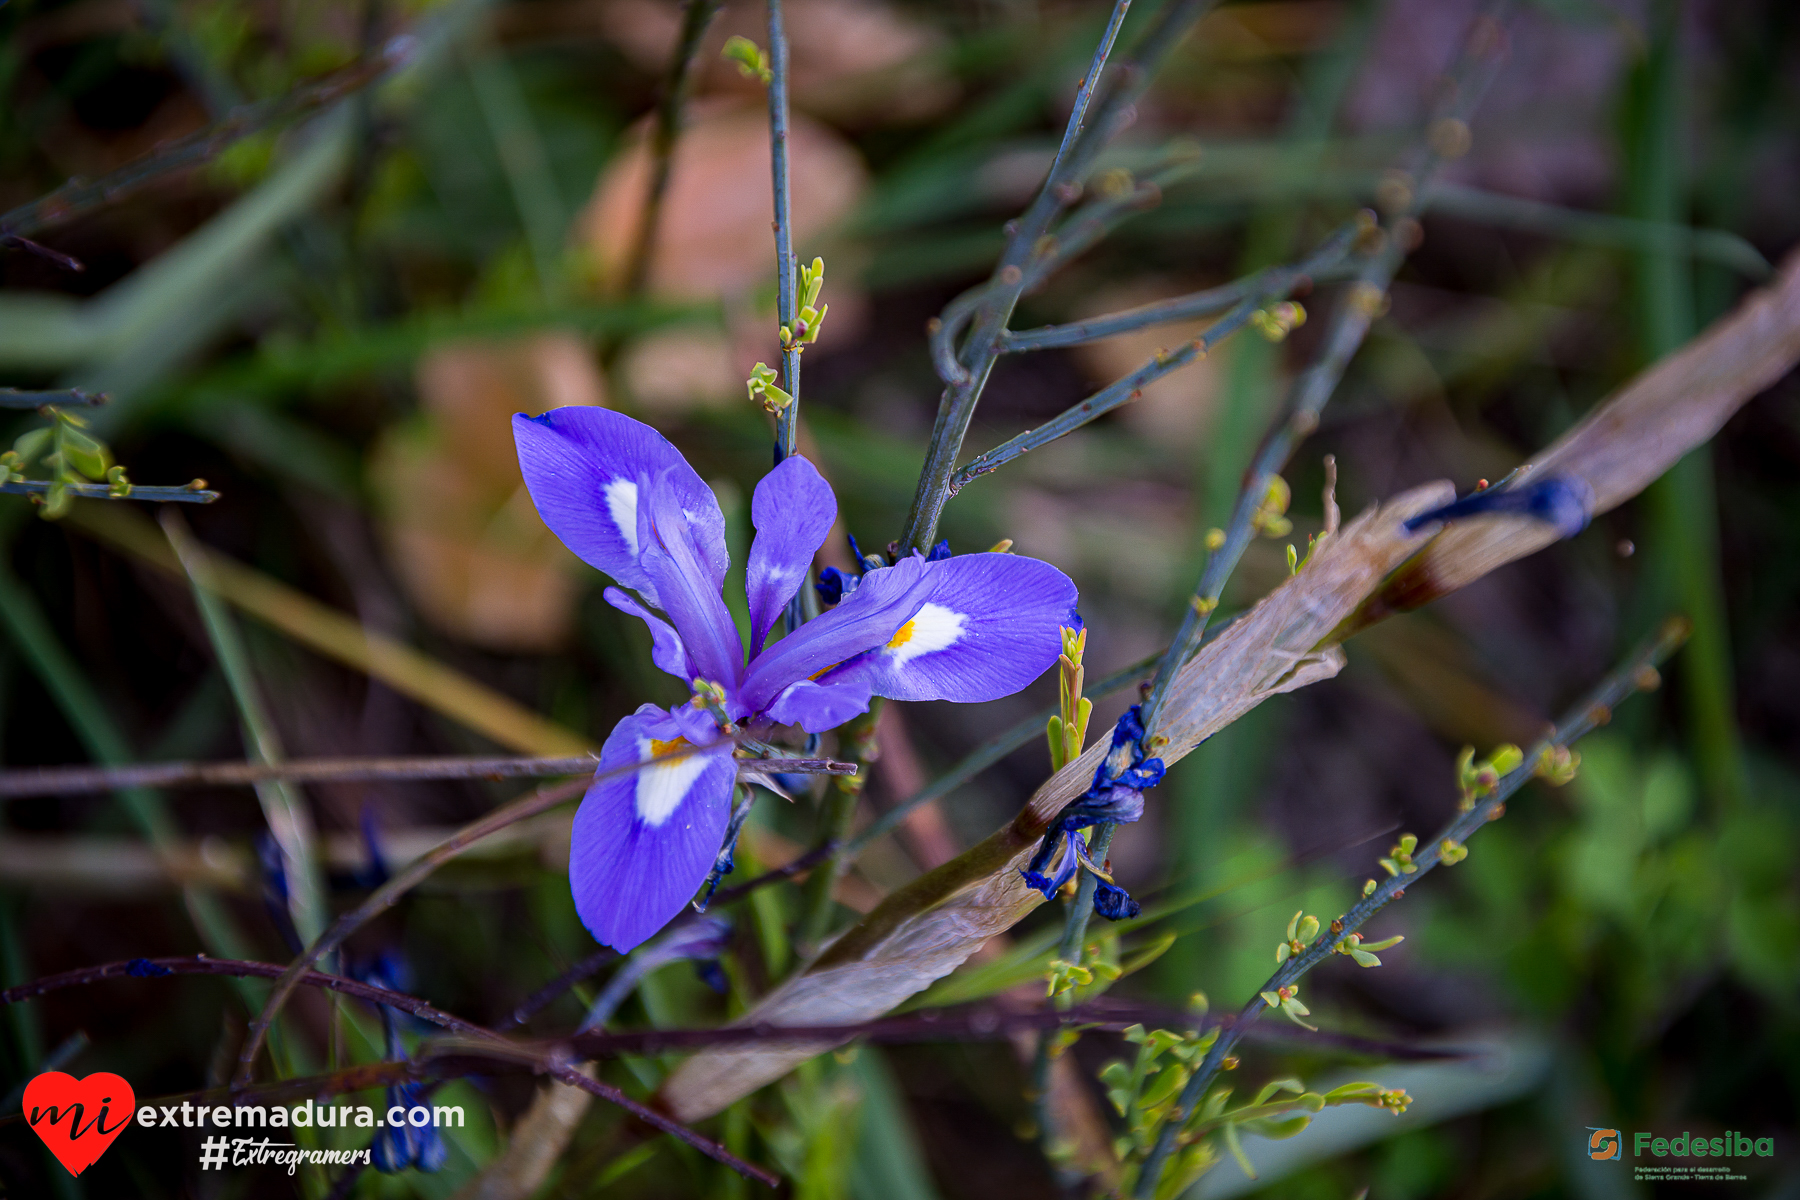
(0, 48, 405, 243)
(231, 742, 724, 1094)
(1, 956, 484, 1034)
(622, 0, 722, 295)
(0, 952, 778, 1185)
(0, 754, 856, 798)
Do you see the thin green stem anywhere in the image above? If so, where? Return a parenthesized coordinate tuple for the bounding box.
(1626, 0, 1744, 813)
(767, 0, 800, 463)
(898, 0, 1223, 555)
(799, 701, 883, 952)
(163, 512, 327, 948)
(952, 222, 1360, 494)
(0, 389, 107, 408)
(998, 260, 1352, 354)
(0, 480, 217, 503)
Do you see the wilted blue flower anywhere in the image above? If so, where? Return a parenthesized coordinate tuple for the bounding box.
(1092, 879, 1141, 921)
(371, 1082, 446, 1174)
(254, 833, 303, 956)
(1404, 474, 1595, 539)
(515, 407, 1078, 952)
(1020, 705, 1163, 919)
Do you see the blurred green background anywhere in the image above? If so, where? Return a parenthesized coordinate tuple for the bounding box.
(0, 0, 1795, 1195)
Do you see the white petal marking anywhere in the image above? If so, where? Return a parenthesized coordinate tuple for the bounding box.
(605, 478, 640, 558)
(886, 602, 966, 667)
(634, 737, 709, 826)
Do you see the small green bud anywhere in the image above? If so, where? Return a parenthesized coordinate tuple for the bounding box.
(1535, 743, 1580, 786)
(1488, 744, 1524, 776)
(1250, 475, 1293, 538)
(722, 35, 772, 84)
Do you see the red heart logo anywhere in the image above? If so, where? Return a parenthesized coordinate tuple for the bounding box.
(23, 1071, 136, 1177)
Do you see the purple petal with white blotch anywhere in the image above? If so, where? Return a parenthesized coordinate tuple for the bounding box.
(604, 587, 692, 682)
(765, 676, 873, 732)
(639, 470, 745, 688)
(513, 407, 726, 608)
(569, 705, 737, 952)
(739, 553, 935, 714)
(821, 552, 1076, 703)
(746, 455, 837, 651)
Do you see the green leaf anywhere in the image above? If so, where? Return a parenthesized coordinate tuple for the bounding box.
(1118, 931, 1176, 978)
(1252, 1078, 1305, 1106)
(11, 427, 50, 465)
(1242, 1113, 1311, 1140)
(1223, 1121, 1256, 1179)
(57, 425, 111, 480)
(1141, 1062, 1190, 1108)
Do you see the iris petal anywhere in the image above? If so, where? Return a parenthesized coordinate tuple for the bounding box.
(639, 471, 746, 688)
(825, 552, 1077, 703)
(513, 407, 726, 608)
(746, 454, 837, 651)
(569, 706, 737, 952)
(739, 554, 935, 714)
(765, 676, 873, 732)
(603, 587, 693, 681)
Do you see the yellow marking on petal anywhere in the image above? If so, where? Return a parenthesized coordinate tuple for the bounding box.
(886, 603, 966, 666)
(635, 735, 707, 826)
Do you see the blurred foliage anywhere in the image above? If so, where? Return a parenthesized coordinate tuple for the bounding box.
(0, 0, 1796, 1196)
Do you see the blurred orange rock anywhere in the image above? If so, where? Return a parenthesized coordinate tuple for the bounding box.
(1067, 281, 1229, 449)
(619, 327, 742, 416)
(582, 102, 869, 414)
(373, 334, 605, 652)
(579, 103, 868, 303)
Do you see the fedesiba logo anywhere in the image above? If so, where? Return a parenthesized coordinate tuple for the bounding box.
(1586, 1125, 1776, 1163)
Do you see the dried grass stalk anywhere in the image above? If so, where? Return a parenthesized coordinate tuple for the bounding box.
(1352, 245, 1800, 627)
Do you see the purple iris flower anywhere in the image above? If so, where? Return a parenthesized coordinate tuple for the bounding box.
(514, 407, 1079, 952)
